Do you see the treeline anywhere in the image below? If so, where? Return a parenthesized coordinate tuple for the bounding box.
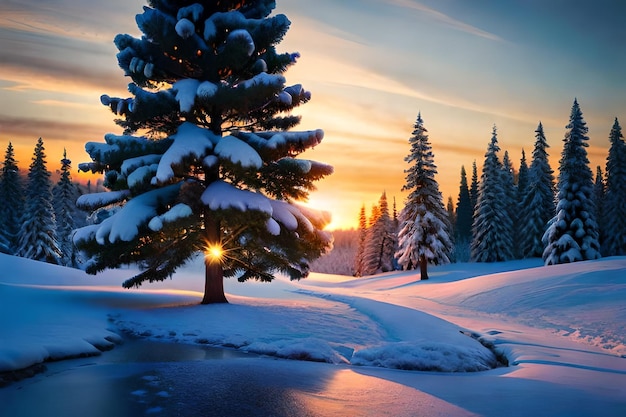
(313, 99, 626, 277)
(0, 138, 92, 266)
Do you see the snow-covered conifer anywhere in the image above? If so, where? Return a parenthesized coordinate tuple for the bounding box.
(0, 142, 24, 254)
(501, 150, 517, 257)
(471, 126, 514, 262)
(517, 150, 529, 206)
(353, 204, 367, 277)
(363, 192, 395, 275)
(396, 114, 452, 279)
(602, 118, 626, 255)
(470, 160, 479, 212)
(518, 122, 555, 258)
(543, 100, 601, 264)
(75, 0, 333, 303)
(17, 138, 60, 263)
(455, 165, 473, 244)
(52, 150, 81, 267)
(593, 165, 605, 243)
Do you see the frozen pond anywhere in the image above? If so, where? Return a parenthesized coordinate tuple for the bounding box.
(0, 339, 473, 417)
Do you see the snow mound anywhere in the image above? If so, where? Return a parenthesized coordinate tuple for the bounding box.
(352, 341, 498, 372)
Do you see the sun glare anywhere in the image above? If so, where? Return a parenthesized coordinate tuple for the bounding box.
(205, 244, 224, 263)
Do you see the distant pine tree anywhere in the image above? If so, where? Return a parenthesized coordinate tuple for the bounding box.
(353, 204, 367, 277)
(0, 142, 24, 254)
(17, 138, 60, 263)
(602, 118, 626, 256)
(455, 165, 473, 242)
(543, 99, 601, 264)
(471, 126, 514, 262)
(396, 113, 452, 279)
(363, 192, 395, 275)
(517, 149, 529, 206)
(501, 150, 517, 257)
(53, 150, 81, 267)
(518, 122, 555, 258)
(470, 160, 480, 212)
(593, 165, 605, 245)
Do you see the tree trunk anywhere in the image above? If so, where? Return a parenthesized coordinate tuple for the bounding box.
(201, 213, 228, 304)
(202, 257, 228, 304)
(419, 254, 429, 280)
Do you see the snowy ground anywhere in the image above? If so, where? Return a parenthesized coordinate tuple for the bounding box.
(1, 253, 625, 416)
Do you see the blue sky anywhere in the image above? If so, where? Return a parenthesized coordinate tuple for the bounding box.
(1, 0, 624, 228)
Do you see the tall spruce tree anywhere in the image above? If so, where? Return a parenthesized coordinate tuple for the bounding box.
(17, 138, 60, 263)
(543, 99, 601, 264)
(74, 0, 333, 303)
(53, 150, 81, 266)
(396, 114, 452, 279)
(518, 122, 555, 258)
(602, 118, 626, 255)
(353, 204, 367, 277)
(471, 126, 514, 262)
(0, 142, 24, 254)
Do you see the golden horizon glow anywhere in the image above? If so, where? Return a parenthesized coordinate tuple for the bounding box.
(1, 1, 624, 231)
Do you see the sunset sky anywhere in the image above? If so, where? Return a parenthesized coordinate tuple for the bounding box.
(1, 0, 625, 229)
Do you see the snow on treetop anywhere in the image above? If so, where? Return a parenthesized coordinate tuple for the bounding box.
(215, 136, 263, 169)
(239, 72, 285, 90)
(121, 154, 162, 177)
(201, 180, 272, 214)
(148, 203, 193, 232)
(226, 29, 255, 57)
(90, 184, 182, 244)
(76, 190, 130, 210)
(173, 79, 200, 113)
(154, 122, 218, 184)
(177, 3, 204, 23)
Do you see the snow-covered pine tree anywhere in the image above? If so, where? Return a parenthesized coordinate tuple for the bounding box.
(469, 160, 479, 212)
(543, 99, 601, 264)
(602, 118, 626, 256)
(53, 150, 81, 267)
(362, 192, 395, 275)
(593, 165, 605, 245)
(396, 114, 452, 280)
(517, 149, 529, 206)
(471, 126, 514, 262)
(454, 165, 473, 257)
(518, 122, 555, 258)
(74, 0, 333, 304)
(0, 142, 24, 254)
(446, 196, 455, 230)
(17, 138, 60, 263)
(501, 150, 517, 257)
(353, 204, 367, 277)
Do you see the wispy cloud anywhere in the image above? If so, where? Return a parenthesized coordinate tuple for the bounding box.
(385, 0, 504, 42)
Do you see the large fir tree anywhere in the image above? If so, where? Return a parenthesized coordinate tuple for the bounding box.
(75, 0, 333, 303)
(53, 150, 81, 266)
(17, 138, 60, 263)
(601, 118, 626, 255)
(471, 126, 514, 262)
(518, 122, 555, 258)
(543, 99, 601, 264)
(396, 114, 452, 280)
(0, 142, 24, 254)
